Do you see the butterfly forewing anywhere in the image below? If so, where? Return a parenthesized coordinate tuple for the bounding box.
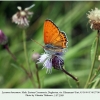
(44, 19, 68, 49)
(44, 20, 59, 44)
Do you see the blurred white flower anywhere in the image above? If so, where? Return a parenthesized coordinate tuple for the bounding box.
(12, 4, 35, 28)
(37, 53, 52, 74)
(87, 8, 100, 30)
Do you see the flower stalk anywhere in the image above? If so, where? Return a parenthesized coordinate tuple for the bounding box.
(35, 63, 41, 88)
(4, 44, 16, 61)
(22, 30, 31, 72)
(4, 43, 36, 87)
(61, 67, 79, 87)
(62, 68, 78, 82)
(32, 53, 41, 88)
(85, 30, 99, 88)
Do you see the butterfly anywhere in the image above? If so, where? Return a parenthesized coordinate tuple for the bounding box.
(36, 19, 79, 84)
(43, 19, 68, 54)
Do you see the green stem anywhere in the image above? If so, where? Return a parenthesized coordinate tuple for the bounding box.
(89, 65, 100, 83)
(5, 44, 36, 87)
(4, 44, 16, 61)
(66, 75, 73, 88)
(62, 68, 79, 87)
(35, 63, 41, 88)
(22, 30, 30, 71)
(84, 30, 99, 88)
(23, 30, 36, 87)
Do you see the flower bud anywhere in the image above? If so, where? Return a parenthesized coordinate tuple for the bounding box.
(32, 53, 40, 62)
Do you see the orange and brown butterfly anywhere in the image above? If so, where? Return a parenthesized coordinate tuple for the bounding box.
(43, 19, 68, 54)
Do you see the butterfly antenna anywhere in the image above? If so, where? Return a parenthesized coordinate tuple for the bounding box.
(31, 39, 44, 48)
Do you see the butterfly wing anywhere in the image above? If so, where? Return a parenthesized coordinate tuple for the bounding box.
(44, 19, 68, 49)
(44, 19, 59, 44)
(51, 31, 68, 48)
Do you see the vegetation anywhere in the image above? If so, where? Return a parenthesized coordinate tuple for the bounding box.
(0, 1, 100, 88)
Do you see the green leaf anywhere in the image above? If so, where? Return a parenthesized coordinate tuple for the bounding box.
(91, 38, 97, 62)
(93, 74, 100, 82)
(89, 73, 100, 85)
(91, 74, 100, 88)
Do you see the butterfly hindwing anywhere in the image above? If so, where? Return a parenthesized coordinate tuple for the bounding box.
(59, 31, 68, 48)
(51, 31, 68, 48)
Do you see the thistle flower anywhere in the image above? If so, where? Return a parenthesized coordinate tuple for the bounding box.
(38, 52, 64, 74)
(12, 4, 35, 28)
(87, 8, 100, 30)
(52, 55, 64, 70)
(0, 30, 8, 45)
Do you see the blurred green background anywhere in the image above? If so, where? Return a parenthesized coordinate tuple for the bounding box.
(0, 1, 100, 88)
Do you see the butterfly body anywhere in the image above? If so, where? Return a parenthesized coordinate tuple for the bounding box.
(43, 19, 68, 54)
(44, 44, 63, 54)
